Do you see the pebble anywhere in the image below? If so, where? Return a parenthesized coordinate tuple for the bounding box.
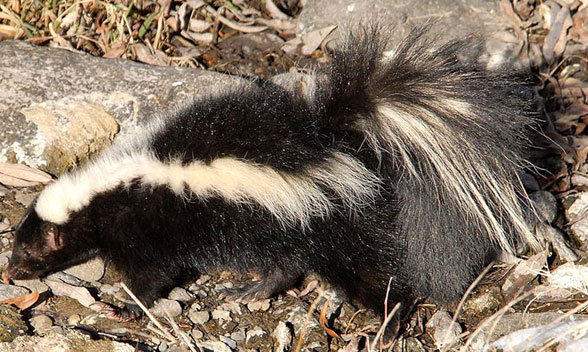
(12, 279, 49, 294)
(168, 287, 193, 302)
(530, 191, 557, 223)
(212, 308, 231, 322)
(14, 192, 39, 207)
(247, 299, 271, 312)
(199, 340, 232, 352)
(63, 257, 105, 282)
(0, 284, 29, 300)
(191, 328, 204, 340)
(219, 335, 237, 349)
(99, 283, 121, 296)
(29, 314, 53, 334)
(0, 250, 11, 267)
(188, 311, 210, 325)
(151, 298, 182, 318)
(461, 286, 502, 322)
(246, 326, 266, 344)
(272, 322, 292, 352)
(67, 314, 82, 325)
(425, 311, 462, 349)
(230, 329, 246, 342)
(196, 275, 210, 285)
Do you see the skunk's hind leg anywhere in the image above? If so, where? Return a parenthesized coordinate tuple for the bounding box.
(221, 267, 303, 303)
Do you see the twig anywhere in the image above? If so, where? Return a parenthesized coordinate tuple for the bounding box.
(120, 282, 175, 341)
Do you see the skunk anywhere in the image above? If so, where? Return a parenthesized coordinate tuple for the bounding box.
(6, 26, 537, 323)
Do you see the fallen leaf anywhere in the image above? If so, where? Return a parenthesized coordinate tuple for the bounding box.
(0, 163, 52, 187)
(0, 291, 40, 310)
(542, 4, 573, 64)
(282, 25, 336, 56)
(103, 42, 127, 59)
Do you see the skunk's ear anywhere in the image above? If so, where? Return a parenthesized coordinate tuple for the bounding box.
(42, 223, 62, 250)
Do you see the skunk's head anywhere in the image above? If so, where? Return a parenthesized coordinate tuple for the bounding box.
(5, 200, 97, 281)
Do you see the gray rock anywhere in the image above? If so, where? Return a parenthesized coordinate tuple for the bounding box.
(11, 279, 50, 294)
(0, 41, 244, 174)
(188, 311, 210, 325)
(0, 284, 29, 300)
(425, 311, 462, 349)
(564, 192, 588, 250)
(29, 315, 53, 334)
(535, 223, 578, 262)
(67, 314, 82, 326)
(211, 308, 232, 322)
(230, 329, 246, 342)
(297, 0, 524, 68)
(150, 298, 182, 318)
(0, 328, 135, 352)
(0, 250, 11, 268)
(168, 287, 193, 302)
(530, 191, 558, 223)
(545, 262, 588, 290)
(63, 257, 105, 282)
(219, 336, 237, 350)
(272, 321, 292, 352)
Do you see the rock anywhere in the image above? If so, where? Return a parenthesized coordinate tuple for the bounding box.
(0, 284, 29, 301)
(545, 262, 588, 290)
(212, 308, 232, 322)
(297, 0, 525, 68)
(196, 275, 211, 285)
(490, 318, 588, 352)
(191, 328, 204, 340)
(0, 328, 135, 352)
(14, 192, 39, 207)
(392, 337, 425, 352)
(0, 41, 243, 174)
(247, 299, 271, 312)
(502, 252, 547, 298)
(535, 223, 578, 262)
(474, 312, 588, 345)
(230, 329, 246, 342)
(29, 315, 53, 334)
(425, 311, 462, 349)
(245, 326, 266, 345)
(217, 302, 242, 315)
(98, 284, 121, 296)
(219, 336, 237, 350)
(0, 304, 27, 342)
(530, 191, 558, 223)
(63, 257, 105, 282)
(150, 298, 182, 318)
(199, 339, 232, 352)
(11, 279, 50, 294)
(564, 192, 588, 249)
(531, 284, 574, 303)
(67, 314, 82, 325)
(461, 286, 502, 324)
(188, 311, 210, 325)
(272, 321, 292, 352)
(168, 287, 193, 302)
(0, 251, 11, 268)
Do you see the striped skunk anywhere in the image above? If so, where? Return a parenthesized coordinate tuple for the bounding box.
(5, 26, 537, 323)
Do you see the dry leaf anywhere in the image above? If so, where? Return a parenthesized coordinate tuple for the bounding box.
(0, 163, 52, 187)
(542, 4, 573, 64)
(319, 299, 341, 339)
(282, 25, 336, 56)
(188, 19, 211, 33)
(0, 291, 40, 310)
(103, 42, 127, 59)
(132, 43, 169, 66)
(44, 279, 96, 308)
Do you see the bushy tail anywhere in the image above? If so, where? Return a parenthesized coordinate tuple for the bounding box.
(316, 25, 538, 254)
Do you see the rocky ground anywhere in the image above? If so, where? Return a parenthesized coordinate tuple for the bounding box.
(0, 0, 587, 351)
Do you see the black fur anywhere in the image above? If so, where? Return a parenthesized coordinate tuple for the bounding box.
(7, 26, 534, 323)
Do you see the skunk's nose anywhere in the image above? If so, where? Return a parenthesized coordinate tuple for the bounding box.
(4, 263, 34, 281)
